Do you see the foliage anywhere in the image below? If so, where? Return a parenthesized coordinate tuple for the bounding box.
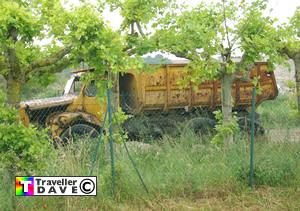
(106, 0, 173, 56)
(2, 131, 300, 209)
(66, 3, 145, 93)
(0, 91, 54, 174)
(280, 7, 300, 56)
(212, 110, 239, 146)
(278, 7, 300, 114)
(257, 95, 300, 128)
(0, 0, 70, 75)
(0, 0, 73, 104)
(106, 0, 170, 29)
(103, 107, 130, 144)
(154, 0, 285, 143)
(0, 92, 18, 123)
(155, 0, 284, 81)
(0, 0, 154, 104)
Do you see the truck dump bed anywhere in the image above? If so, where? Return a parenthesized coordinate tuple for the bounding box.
(119, 62, 278, 113)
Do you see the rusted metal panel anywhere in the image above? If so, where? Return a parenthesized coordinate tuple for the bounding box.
(164, 65, 170, 111)
(192, 83, 214, 106)
(20, 95, 75, 110)
(145, 90, 166, 107)
(126, 62, 277, 112)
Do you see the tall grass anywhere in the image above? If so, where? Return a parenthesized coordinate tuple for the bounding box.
(2, 131, 299, 210)
(257, 94, 300, 128)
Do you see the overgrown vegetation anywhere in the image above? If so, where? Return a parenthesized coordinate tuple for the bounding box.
(0, 92, 53, 174)
(1, 88, 300, 209)
(258, 94, 300, 128)
(0, 91, 54, 209)
(0, 0, 300, 209)
(0, 130, 299, 210)
(21, 69, 71, 100)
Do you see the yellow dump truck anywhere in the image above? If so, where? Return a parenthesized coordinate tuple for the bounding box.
(19, 62, 278, 141)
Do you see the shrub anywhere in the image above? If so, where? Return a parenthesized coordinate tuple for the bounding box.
(0, 91, 54, 174)
(0, 91, 55, 210)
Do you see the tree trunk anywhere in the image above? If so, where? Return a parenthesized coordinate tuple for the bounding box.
(294, 54, 300, 114)
(7, 75, 21, 107)
(221, 73, 234, 144)
(112, 73, 120, 110)
(5, 42, 22, 106)
(6, 38, 23, 107)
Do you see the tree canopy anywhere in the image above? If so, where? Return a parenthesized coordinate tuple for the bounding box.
(281, 7, 300, 58)
(155, 0, 284, 81)
(0, 0, 73, 105)
(0, 0, 170, 105)
(279, 7, 300, 113)
(154, 0, 285, 143)
(1, 0, 299, 144)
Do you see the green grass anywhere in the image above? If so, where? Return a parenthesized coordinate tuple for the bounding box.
(1, 93, 299, 210)
(257, 94, 300, 129)
(1, 131, 300, 210)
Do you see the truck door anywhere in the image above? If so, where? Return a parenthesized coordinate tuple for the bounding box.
(82, 80, 105, 121)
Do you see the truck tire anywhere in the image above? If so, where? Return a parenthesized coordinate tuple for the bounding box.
(123, 115, 180, 141)
(237, 116, 265, 135)
(123, 117, 152, 140)
(149, 116, 180, 138)
(60, 124, 100, 144)
(185, 117, 216, 135)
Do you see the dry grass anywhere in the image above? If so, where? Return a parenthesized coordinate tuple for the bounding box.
(19, 187, 299, 211)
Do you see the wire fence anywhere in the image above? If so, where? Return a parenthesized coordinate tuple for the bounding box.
(18, 85, 300, 190)
(103, 89, 300, 190)
(249, 90, 300, 187)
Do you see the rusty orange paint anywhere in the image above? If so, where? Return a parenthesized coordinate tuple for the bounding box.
(121, 62, 278, 113)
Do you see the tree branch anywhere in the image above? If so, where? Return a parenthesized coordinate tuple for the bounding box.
(222, 0, 231, 49)
(125, 47, 137, 56)
(135, 21, 146, 38)
(280, 46, 296, 59)
(130, 21, 135, 35)
(29, 57, 70, 80)
(234, 71, 251, 82)
(27, 44, 72, 73)
(233, 52, 256, 81)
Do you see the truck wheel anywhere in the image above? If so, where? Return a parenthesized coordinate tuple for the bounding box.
(185, 117, 216, 135)
(149, 117, 180, 138)
(123, 117, 152, 140)
(123, 116, 179, 141)
(237, 117, 265, 135)
(60, 124, 100, 144)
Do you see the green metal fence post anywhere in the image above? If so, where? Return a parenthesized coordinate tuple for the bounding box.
(107, 88, 116, 197)
(249, 87, 256, 188)
(122, 139, 149, 194)
(89, 110, 108, 175)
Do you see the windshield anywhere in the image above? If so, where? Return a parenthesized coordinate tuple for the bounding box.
(63, 76, 83, 95)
